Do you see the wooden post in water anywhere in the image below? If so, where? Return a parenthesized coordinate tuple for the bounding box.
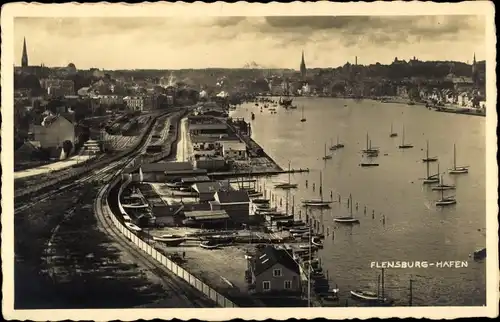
(292, 195, 295, 215)
(409, 277, 414, 306)
(364, 206, 367, 214)
(338, 194, 341, 202)
(372, 210, 375, 219)
(312, 183, 315, 192)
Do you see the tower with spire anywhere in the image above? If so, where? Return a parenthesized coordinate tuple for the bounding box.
(472, 52, 478, 86)
(22, 37, 29, 67)
(300, 50, 307, 79)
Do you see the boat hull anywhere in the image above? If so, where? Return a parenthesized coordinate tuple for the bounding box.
(436, 199, 457, 206)
(449, 168, 469, 174)
(360, 163, 379, 167)
(350, 290, 386, 302)
(431, 185, 456, 191)
(334, 217, 359, 224)
(398, 145, 414, 149)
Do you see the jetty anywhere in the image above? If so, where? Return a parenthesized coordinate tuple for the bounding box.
(208, 168, 310, 179)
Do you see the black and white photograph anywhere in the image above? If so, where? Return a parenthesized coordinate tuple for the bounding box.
(2, 2, 498, 320)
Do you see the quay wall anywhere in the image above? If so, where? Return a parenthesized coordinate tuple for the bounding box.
(105, 176, 238, 308)
(225, 120, 283, 171)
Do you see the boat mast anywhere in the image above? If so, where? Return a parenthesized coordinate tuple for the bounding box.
(366, 133, 369, 150)
(426, 159, 430, 178)
(453, 144, 457, 169)
(409, 277, 413, 306)
(381, 268, 385, 301)
(319, 172, 323, 202)
(426, 140, 429, 159)
(402, 125, 405, 146)
(349, 194, 353, 217)
(288, 161, 291, 184)
(307, 234, 311, 307)
(377, 273, 381, 300)
(390, 122, 393, 134)
(337, 135, 339, 145)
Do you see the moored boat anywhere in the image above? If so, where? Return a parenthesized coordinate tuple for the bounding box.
(125, 222, 142, 232)
(334, 194, 359, 223)
(311, 236, 323, 248)
(473, 247, 486, 260)
(449, 143, 469, 174)
(350, 290, 387, 302)
(398, 125, 413, 149)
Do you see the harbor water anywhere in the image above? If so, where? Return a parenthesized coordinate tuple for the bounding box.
(230, 97, 486, 306)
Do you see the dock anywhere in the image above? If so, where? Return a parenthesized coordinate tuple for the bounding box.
(208, 168, 310, 178)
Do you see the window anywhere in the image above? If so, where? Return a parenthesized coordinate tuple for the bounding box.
(284, 280, 292, 290)
(262, 281, 271, 291)
(273, 268, 282, 277)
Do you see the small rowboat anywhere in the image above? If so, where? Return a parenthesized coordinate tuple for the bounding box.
(125, 222, 142, 232)
(200, 240, 219, 249)
(350, 290, 386, 302)
(311, 237, 323, 248)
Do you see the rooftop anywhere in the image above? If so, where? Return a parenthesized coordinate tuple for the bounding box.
(140, 162, 193, 173)
(183, 210, 230, 221)
(222, 141, 247, 151)
(188, 123, 228, 131)
(192, 181, 232, 194)
(253, 245, 300, 276)
(215, 190, 250, 204)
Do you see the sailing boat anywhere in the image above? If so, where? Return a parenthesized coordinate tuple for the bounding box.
(422, 160, 439, 184)
(300, 106, 307, 122)
(435, 176, 457, 206)
(432, 164, 456, 191)
(274, 161, 298, 189)
(322, 143, 332, 160)
(389, 122, 398, 137)
(448, 144, 469, 174)
(362, 133, 379, 156)
(422, 140, 438, 162)
(351, 268, 390, 304)
(398, 125, 413, 149)
(330, 135, 345, 150)
(302, 172, 332, 208)
(334, 194, 359, 223)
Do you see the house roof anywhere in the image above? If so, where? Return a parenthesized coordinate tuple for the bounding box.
(181, 176, 211, 184)
(190, 135, 222, 144)
(222, 141, 247, 151)
(215, 190, 250, 204)
(188, 123, 228, 131)
(141, 162, 193, 173)
(253, 245, 300, 276)
(192, 180, 231, 194)
(183, 210, 229, 221)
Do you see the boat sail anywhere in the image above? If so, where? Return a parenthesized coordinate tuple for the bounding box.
(432, 164, 456, 191)
(435, 176, 457, 206)
(389, 122, 398, 137)
(275, 161, 298, 189)
(300, 106, 307, 122)
(422, 140, 438, 162)
(322, 143, 332, 160)
(449, 144, 469, 174)
(302, 172, 332, 208)
(398, 125, 413, 149)
(334, 194, 359, 223)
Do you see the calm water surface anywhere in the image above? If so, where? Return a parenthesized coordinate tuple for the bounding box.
(230, 97, 486, 306)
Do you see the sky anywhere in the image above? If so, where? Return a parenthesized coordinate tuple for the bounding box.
(14, 16, 486, 70)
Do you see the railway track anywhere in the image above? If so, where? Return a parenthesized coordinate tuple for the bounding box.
(95, 187, 214, 308)
(14, 109, 181, 215)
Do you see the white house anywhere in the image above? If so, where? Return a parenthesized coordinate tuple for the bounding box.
(222, 141, 247, 160)
(32, 114, 75, 150)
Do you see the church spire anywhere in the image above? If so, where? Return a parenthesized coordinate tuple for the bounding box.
(300, 50, 307, 79)
(22, 37, 28, 67)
